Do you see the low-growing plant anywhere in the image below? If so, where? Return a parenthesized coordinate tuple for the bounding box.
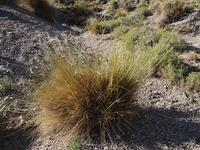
(185, 72, 200, 91)
(133, 6, 152, 17)
(113, 9, 128, 19)
(158, 53, 185, 84)
(122, 26, 186, 52)
(113, 25, 130, 39)
(122, 26, 187, 84)
(67, 135, 83, 150)
(0, 76, 12, 93)
(155, 0, 195, 24)
(32, 42, 164, 143)
(64, 1, 101, 26)
(20, 0, 57, 22)
(188, 51, 198, 61)
(87, 18, 119, 34)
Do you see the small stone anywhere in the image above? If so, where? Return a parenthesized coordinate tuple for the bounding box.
(104, 146, 108, 150)
(181, 92, 188, 99)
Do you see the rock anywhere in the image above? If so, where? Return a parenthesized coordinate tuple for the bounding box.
(181, 92, 188, 99)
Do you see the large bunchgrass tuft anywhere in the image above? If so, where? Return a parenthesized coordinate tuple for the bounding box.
(32, 44, 162, 143)
(20, 0, 56, 22)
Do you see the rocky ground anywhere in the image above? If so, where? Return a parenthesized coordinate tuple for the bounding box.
(0, 3, 200, 150)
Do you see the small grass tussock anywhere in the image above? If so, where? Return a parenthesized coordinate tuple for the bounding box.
(187, 51, 198, 61)
(87, 18, 119, 34)
(32, 43, 164, 143)
(20, 0, 56, 22)
(185, 72, 200, 91)
(112, 25, 130, 39)
(64, 2, 101, 26)
(0, 76, 12, 93)
(155, 0, 195, 24)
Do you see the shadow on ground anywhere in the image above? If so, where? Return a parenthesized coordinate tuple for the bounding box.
(123, 107, 200, 149)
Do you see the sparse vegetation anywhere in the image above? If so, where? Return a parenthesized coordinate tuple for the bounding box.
(188, 51, 198, 61)
(155, 0, 195, 24)
(20, 0, 57, 22)
(0, 76, 12, 93)
(32, 42, 165, 143)
(186, 72, 200, 91)
(122, 26, 187, 84)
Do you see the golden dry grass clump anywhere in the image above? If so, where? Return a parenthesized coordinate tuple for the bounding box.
(20, 0, 56, 22)
(32, 47, 160, 143)
(155, 0, 195, 24)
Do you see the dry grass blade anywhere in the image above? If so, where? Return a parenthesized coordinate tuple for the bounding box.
(32, 40, 163, 144)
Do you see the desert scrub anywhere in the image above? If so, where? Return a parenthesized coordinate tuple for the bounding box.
(87, 18, 120, 34)
(32, 43, 163, 143)
(0, 76, 12, 93)
(20, 0, 56, 22)
(122, 26, 186, 84)
(158, 52, 185, 84)
(64, 1, 101, 26)
(122, 26, 186, 52)
(185, 72, 200, 91)
(113, 25, 130, 39)
(155, 0, 195, 24)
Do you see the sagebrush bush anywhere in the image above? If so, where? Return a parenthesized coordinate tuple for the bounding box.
(32, 44, 163, 143)
(20, 0, 56, 22)
(186, 72, 200, 91)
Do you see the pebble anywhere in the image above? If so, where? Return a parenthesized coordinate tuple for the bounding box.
(181, 92, 188, 99)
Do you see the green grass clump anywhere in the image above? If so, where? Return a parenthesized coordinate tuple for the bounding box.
(113, 25, 130, 39)
(122, 26, 186, 52)
(0, 76, 12, 93)
(20, 0, 56, 22)
(67, 135, 83, 150)
(32, 44, 163, 143)
(185, 72, 200, 91)
(122, 26, 186, 84)
(87, 18, 120, 34)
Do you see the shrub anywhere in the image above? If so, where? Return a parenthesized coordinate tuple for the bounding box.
(122, 26, 186, 84)
(64, 2, 101, 26)
(186, 72, 200, 91)
(87, 18, 120, 34)
(122, 26, 186, 52)
(0, 76, 12, 93)
(113, 25, 130, 39)
(158, 53, 185, 84)
(155, 0, 195, 24)
(20, 0, 56, 22)
(32, 44, 163, 143)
